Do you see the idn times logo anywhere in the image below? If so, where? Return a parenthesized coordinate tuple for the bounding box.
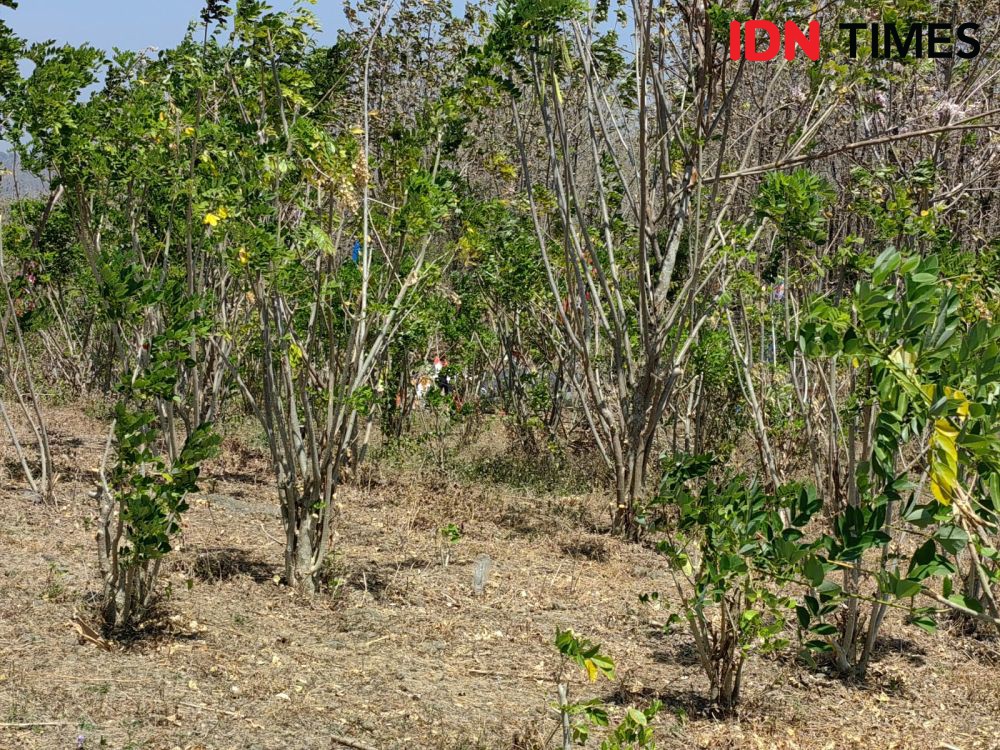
(729, 20, 981, 61)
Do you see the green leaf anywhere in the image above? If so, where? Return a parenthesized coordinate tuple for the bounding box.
(934, 525, 969, 555)
(626, 708, 647, 726)
(872, 247, 901, 285)
(893, 578, 920, 599)
(804, 639, 833, 652)
(911, 615, 937, 634)
(795, 605, 810, 630)
(948, 594, 984, 614)
(804, 556, 825, 587)
(810, 623, 838, 636)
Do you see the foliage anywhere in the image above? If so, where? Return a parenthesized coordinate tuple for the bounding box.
(651, 455, 820, 708)
(0, 0, 998, 719)
(789, 249, 1000, 673)
(99, 281, 220, 633)
(554, 629, 660, 748)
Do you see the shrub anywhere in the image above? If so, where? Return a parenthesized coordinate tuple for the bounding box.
(651, 454, 820, 710)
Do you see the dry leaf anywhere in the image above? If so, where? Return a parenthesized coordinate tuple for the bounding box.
(69, 611, 112, 651)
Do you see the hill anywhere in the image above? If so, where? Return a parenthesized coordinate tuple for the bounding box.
(0, 151, 48, 199)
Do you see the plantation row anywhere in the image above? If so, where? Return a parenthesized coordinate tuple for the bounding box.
(1, 0, 999, 742)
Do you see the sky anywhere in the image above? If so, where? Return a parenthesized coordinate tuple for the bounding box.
(0, 0, 346, 50)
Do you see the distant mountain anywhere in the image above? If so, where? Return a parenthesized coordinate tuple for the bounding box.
(0, 152, 48, 199)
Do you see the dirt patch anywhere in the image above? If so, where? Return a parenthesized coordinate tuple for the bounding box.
(1, 407, 999, 749)
(558, 534, 611, 563)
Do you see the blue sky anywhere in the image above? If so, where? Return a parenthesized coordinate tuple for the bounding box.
(0, 0, 345, 50)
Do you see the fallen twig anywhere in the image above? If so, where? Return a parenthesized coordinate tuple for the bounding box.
(0, 720, 76, 729)
(177, 701, 241, 718)
(44, 674, 146, 684)
(330, 733, 380, 750)
(258, 519, 283, 546)
(468, 668, 518, 679)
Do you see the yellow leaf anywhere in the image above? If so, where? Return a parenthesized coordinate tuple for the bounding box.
(584, 660, 598, 682)
(929, 418, 960, 505)
(288, 342, 304, 370)
(931, 475, 952, 505)
(888, 345, 915, 373)
(350, 127, 364, 135)
(945, 388, 971, 419)
(217, 206, 229, 219)
(934, 418, 959, 442)
(184, 126, 195, 136)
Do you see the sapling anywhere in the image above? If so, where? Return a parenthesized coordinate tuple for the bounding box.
(96, 277, 219, 634)
(790, 251, 1000, 672)
(438, 522, 461, 566)
(552, 629, 661, 749)
(651, 453, 820, 710)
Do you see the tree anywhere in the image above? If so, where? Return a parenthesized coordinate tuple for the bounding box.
(212, 0, 473, 592)
(789, 250, 1000, 675)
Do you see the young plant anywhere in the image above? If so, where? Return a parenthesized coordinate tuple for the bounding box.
(790, 250, 1000, 672)
(438, 522, 462, 566)
(552, 629, 660, 749)
(652, 454, 820, 710)
(555, 629, 614, 748)
(598, 703, 661, 750)
(99, 407, 219, 633)
(98, 284, 220, 633)
(899, 317, 1000, 633)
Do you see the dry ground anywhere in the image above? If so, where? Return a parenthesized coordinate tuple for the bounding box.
(1, 405, 999, 750)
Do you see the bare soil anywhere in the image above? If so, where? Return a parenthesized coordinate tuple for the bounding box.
(1, 405, 999, 750)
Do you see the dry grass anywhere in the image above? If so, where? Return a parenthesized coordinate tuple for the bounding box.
(1, 405, 999, 749)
